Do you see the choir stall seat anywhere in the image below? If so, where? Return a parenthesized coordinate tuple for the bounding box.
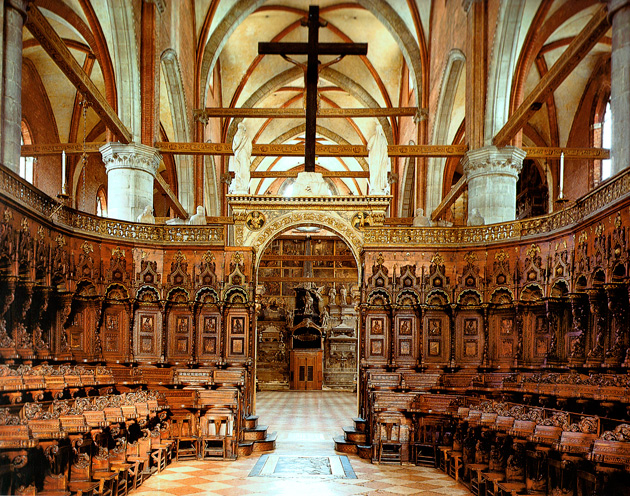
(172, 415, 199, 461)
(200, 414, 231, 460)
(376, 416, 402, 464)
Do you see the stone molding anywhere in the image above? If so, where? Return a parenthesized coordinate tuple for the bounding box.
(462, 146, 526, 180)
(100, 143, 161, 176)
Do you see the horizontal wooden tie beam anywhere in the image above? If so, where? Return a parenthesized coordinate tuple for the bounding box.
(250, 170, 369, 178)
(21, 143, 610, 160)
(194, 107, 419, 119)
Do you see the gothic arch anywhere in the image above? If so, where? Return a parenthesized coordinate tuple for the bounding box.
(244, 211, 363, 270)
(426, 49, 465, 215)
(484, 0, 526, 145)
(198, 0, 423, 115)
(161, 49, 194, 214)
(106, 0, 141, 141)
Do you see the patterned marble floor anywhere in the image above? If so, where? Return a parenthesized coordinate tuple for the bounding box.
(131, 390, 472, 495)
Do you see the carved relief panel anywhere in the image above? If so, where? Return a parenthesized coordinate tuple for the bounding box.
(225, 310, 249, 364)
(67, 303, 97, 362)
(198, 313, 220, 363)
(422, 311, 449, 366)
(522, 310, 548, 363)
(393, 313, 417, 368)
(134, 286, 163, 364)
(491, 312, 516, 366)
(102, 307, 130, 360)
(168, 310, 193, 363)
(456, 312, 482, 365)
(365, 313, 388, 365)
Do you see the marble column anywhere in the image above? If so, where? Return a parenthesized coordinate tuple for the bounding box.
(609, 0, 630, 176)
(100, 143, 161, 222)
(1, 0, 28, 173)
(461, 146, 525, 225)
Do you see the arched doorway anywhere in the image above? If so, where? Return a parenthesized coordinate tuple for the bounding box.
(255, 226, 359, 391)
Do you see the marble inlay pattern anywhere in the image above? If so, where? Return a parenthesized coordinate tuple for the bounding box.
(249, 454, 357, 479)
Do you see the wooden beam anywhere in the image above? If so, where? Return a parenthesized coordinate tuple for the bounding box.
(493, 5, 609, 147)
(522, 147, 609, 160)
(155, 142, 469, 157)
(194, 107, 419, 119)
(250, 170, 369, 178)
(21, 143, 106, 156)
(154, 173, 189, 220)
(431, 176, 467, 222)
(25, 5, 132, 144)
(22, 143, 609, 161)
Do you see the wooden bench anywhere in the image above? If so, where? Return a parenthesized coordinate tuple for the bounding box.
(509, 420, 536, 438)
(529, 425, 562, 445)
(197, 389, 239, 409)
(556, 431, 597, 454)
(401, 372, 441, 391)
(410, 394, 458, 415)
(372, 392, 417, 412)
(439, 372, 477, 392)
(214, 369, 245, 387)
(368, 372, 401, 390)
(142, 367, 175, 386)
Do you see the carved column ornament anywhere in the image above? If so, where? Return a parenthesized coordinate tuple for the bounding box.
(604, 283, 626, 363)
(568, 293, 588, 361)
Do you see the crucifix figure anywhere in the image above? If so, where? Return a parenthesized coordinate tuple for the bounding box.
(259, 5, 367, 173)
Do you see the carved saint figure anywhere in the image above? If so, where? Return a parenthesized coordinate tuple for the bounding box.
(367, 123, 389, 195)
(137, 205, 155, 224)
(328, 284, 337, 306)
(339, 285, 348, 305)
(231, 123, 252, 194)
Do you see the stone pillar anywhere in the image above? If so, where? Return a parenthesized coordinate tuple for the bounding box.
(609, 0, 630, 176)
(100, 143, 161, 222)
(1, 0, 28, 172)
(461, 146, 525, 225)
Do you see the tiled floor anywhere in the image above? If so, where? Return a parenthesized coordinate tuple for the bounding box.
(132, 390, 471, 495)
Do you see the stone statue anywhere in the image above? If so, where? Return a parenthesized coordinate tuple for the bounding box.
(188, 206, 207, 225)
(367, 123, 389, 195)
(328, 284, 337, 306)
(339, 285, 347, 306)
(412, 208, 430, 227)
(136, 205, 155, 224)
(468, 208, 485, 226)
(231, 123, 252, 194)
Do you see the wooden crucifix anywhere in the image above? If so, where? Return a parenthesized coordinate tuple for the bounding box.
(259, 5, 367, 173)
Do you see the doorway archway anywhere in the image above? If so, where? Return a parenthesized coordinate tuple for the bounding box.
(255, 226, 360, 392)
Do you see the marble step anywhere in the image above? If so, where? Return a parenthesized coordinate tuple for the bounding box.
(244, 415, 259, 430)
(343, 426, 367, 443)
(252, 431, 277, 452)
(243, 425, 269, 441)
(334, 435, 358, 455)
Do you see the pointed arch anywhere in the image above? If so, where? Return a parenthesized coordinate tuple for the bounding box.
(484, 0, 526, 145)
(426, 49, 465, 215)
(106, 0, 141, 141)
(198, 0, 423, 113)
(161, 49, 194, 214)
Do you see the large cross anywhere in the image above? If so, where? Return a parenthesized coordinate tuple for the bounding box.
(259, 5, 367, 173)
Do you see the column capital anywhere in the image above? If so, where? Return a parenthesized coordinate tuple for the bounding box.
(100, 142, 161, 176)
(609, 0, 630, 19)
(462, 145, 526, 180)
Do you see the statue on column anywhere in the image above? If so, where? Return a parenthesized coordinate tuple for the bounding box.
(367, 123, 389, 195)
(231, 123, 252, 194)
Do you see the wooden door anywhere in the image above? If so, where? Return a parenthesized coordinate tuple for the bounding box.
(290, 350, 322, 390)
